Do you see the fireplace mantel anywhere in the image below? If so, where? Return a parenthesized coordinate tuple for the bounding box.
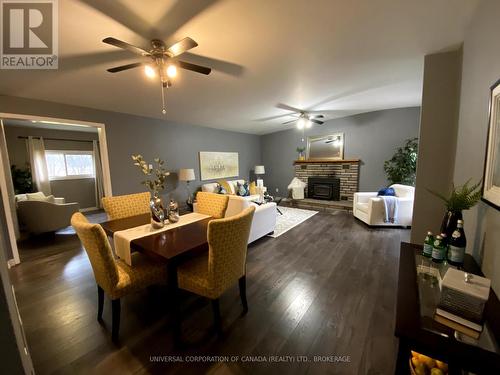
(293, 159, 360, 165)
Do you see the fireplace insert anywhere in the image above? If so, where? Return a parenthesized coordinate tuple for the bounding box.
(307, 177, 340, 200)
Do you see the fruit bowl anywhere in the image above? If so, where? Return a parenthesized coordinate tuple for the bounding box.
(410, 351, 448, 375)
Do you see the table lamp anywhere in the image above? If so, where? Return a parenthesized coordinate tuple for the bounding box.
(255, 165, 265, 187)
(179, 168, 196, 208)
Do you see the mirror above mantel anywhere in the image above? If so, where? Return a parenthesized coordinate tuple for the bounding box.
(307, 133, 344, 160)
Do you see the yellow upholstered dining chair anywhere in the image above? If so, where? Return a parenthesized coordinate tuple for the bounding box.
(195, 191, 229, 219)
(71, 212, 167, 341)
(102, 192, 150, 220)
(177, 205, 255, 335)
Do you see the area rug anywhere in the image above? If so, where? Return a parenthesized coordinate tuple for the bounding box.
(268, 206, 318, 238)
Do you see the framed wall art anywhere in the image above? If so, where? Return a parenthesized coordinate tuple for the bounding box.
(199, 151, 239, 181)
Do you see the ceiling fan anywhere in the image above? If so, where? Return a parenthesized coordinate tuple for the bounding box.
(103, 36, 212, 114)
(276, 103, 325, 129)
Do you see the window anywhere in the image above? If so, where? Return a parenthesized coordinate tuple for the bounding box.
(45, 150, 95, 180)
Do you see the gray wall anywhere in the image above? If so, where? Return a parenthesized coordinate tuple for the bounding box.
(261, 107, 421, 196)
(411, 49, 462, 243)
(453, 0, 500, 294)
(4, 126, 99, 209)
(0, 95, 262, 205)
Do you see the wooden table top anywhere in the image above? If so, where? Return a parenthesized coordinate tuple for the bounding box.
(100, 213, 210, 261)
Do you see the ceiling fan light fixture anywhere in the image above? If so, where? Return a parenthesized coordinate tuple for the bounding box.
(144, 65, 156, 78)
(297, 117, 306, 129)
(305, 119, 312, 128)
(166, 64, 177, 78)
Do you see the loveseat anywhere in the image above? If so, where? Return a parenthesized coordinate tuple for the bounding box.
(195, 179, 276, 243)
(353, 184, 415, 227)
(15, 192, 80, 234)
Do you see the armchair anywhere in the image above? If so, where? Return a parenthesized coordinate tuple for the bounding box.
(17, 198, 80, 234)
(353, 184, 415, 227)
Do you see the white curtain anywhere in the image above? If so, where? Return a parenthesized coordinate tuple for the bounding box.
(27, 136, 51, 195)
(93, 140, 104, 208)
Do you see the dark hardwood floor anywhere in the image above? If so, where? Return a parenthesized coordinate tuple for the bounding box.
(9, 211, 409, 375)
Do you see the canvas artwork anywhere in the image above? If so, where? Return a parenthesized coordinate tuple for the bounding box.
(199, 152, 239, 181)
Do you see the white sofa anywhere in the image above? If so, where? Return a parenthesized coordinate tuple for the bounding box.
(353, 184, 415, 227)
(15, 193, 80, 234)
(195, 179, 277, 243)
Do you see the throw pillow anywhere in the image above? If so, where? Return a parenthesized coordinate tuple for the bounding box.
(217, 180, 232, 195)
(26, 192, 47, 201)
(216, 183, 227, 194)
(45, 195, 56, 203)
(237, 181, 250, 197)
(249, 181, 257, 195)
(377, 187, 396, 196)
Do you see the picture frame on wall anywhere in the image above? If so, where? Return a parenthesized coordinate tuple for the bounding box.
(307, 133, 344, 160)
(199, 151, 239, 181)
(482, 79, 500, 210)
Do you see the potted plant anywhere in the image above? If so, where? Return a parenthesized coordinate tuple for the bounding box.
(429, 179, 482, 238)
(11, 164, 34, 194)
(296, 146, 306, 160)
(384, 138, 418, 186)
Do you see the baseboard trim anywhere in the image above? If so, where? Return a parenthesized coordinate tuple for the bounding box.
(7, 258, 17, 268)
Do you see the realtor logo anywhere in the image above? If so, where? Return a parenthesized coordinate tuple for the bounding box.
(1, 0, 58, 69)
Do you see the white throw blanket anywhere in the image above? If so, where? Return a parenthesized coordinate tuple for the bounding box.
(113, 212, 210, 266)
(381, 196, 399, 223)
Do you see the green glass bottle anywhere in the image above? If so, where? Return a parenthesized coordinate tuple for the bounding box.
(432, 234, 446, 263)
(423, 231, 434, 257)
(448, 220, 466, 266)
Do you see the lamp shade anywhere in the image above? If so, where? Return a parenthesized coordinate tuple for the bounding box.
(179, 168, 195, 181)
(254, 165, 265, 175)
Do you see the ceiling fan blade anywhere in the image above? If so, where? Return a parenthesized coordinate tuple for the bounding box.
(107, 62, 144, 73)
(182, 52, 244, 77)
(310, 114, 324, 118)
(103, 37, 150, 56)
(150, 0, 219, 41)
(166, 37, 198, 57)
(282, 119, 297, 125)
(276, 103, 304, 113)
(178, 60, 211, 75)
(310, 118, 324, 125)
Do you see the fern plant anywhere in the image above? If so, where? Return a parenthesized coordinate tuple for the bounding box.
(384, 138, 418, 186)
(429, 179, 482, 213)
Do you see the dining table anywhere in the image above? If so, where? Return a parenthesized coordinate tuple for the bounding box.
(100, 212, 212, 342)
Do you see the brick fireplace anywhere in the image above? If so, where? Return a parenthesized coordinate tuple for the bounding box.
(293, 159, 360, 201)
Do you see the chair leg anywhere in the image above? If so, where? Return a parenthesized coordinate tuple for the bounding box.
(239, 275, 248, 313)
(111, 298, 121, 342)
(97, 285, 104, 321)
(211, 298, 222, 336)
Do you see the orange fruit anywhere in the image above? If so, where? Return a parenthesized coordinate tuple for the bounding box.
(435, 360, 448, 372)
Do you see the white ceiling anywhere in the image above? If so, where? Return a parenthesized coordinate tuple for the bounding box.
(0, 0, 479, 135)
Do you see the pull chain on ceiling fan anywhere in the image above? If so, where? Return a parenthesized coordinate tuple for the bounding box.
(103, 36, 212, 115)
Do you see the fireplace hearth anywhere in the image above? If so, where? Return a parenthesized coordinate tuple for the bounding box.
(307, 177, 340, 201)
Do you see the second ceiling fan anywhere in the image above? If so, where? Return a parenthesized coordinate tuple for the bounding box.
(276, 103, 325, 129)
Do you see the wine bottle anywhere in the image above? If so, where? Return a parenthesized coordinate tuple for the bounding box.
(448, 219, 466, 266)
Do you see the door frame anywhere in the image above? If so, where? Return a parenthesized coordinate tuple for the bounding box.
(0, 112, 113, 265)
